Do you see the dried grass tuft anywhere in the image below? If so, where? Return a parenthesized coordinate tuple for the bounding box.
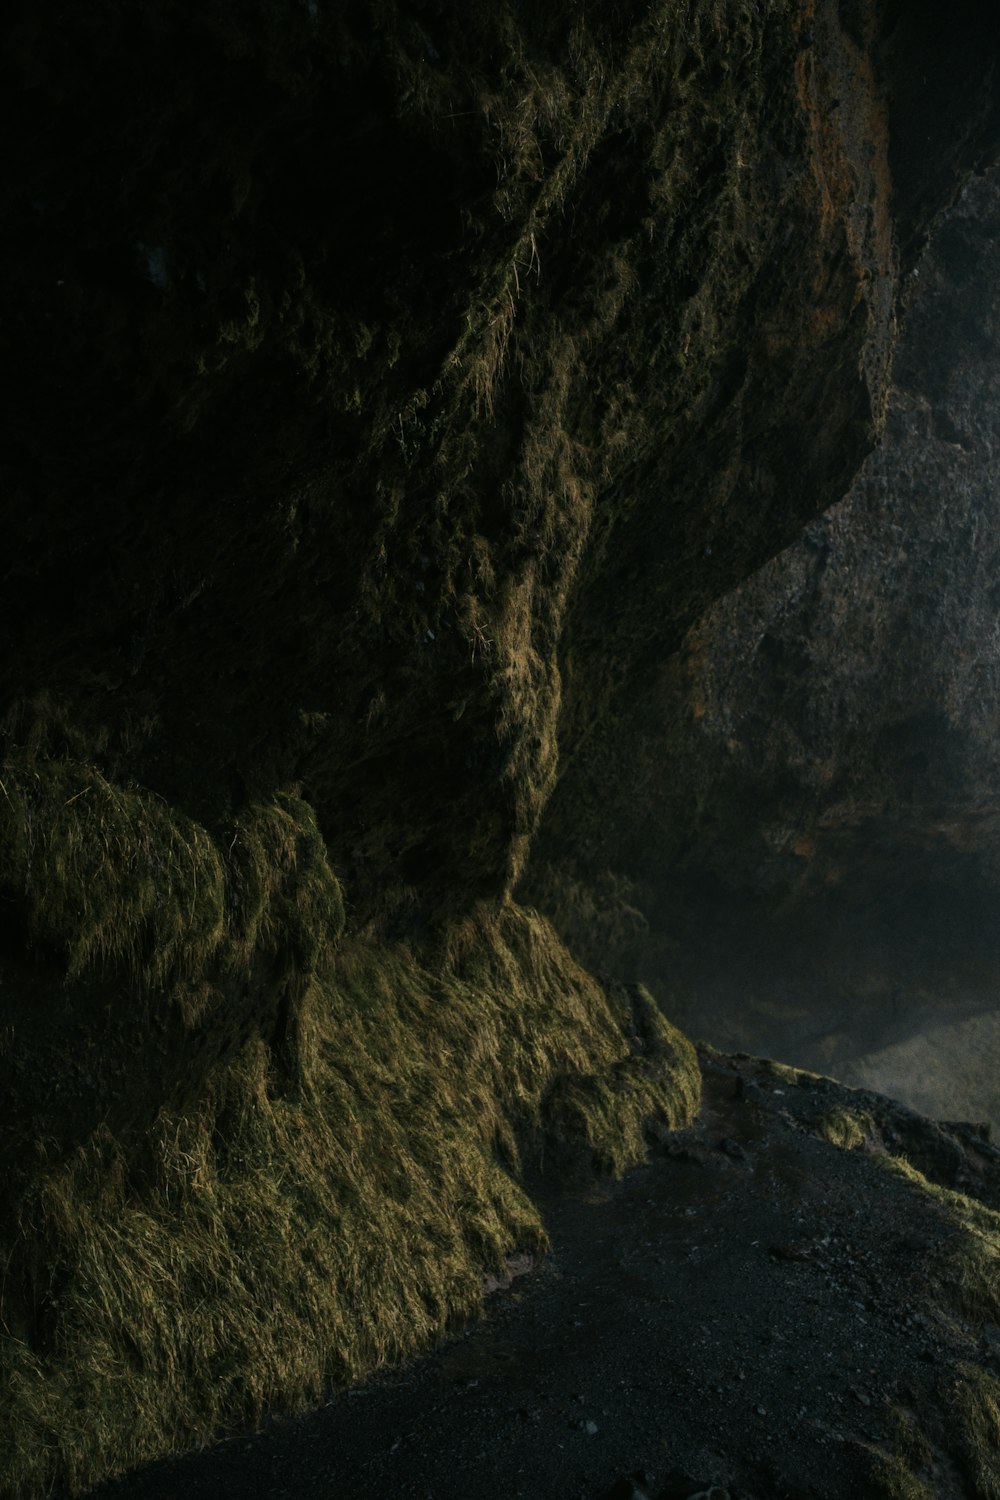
(0, 885, 698, 1498)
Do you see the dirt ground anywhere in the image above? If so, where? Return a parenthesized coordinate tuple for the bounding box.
(71, 1048, 1000, 1500)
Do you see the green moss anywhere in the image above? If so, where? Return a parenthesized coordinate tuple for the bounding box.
(225, 793, 346, 973)
(810, 1101, 1000, 1333)
(950, 1365, 1000, 1500)
(852, 1406, 937, 1499)
(880, 1157, 1000, 1331)
(819, 1136, 1000, 1496)
(817, 1106, 881, 1152)
(0, 899, 698, 1498)
(0, 756, 225, 984)
(857, 1449, 935, 1500)
(0, 754, 342, 989)
(756, 1056, 832, 1087)
(0, 1, 916, 1494)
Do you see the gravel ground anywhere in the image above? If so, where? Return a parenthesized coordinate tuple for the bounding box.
(73, 1048, 1000, 1500)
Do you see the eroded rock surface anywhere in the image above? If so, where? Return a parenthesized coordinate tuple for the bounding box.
(527, 165, 1000, 1127)
(2, 2, 999, 1495)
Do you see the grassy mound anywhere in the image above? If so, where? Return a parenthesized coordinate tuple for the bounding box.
(0, 753, 343, 987)
(0, 756, 698, 1498)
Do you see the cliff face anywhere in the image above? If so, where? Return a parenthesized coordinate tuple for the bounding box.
(527, 162, 1000, 1122)
(2, 2, 999, 1495)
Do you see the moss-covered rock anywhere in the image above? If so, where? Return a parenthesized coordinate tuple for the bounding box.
(1, 903, 698, 1496)
(525, 164, 1000, 1116)
(1, 0, 998, 1493)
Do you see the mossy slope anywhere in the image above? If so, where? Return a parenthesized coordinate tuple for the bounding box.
(1, 0, 999, 1495)
(1, 838, 696, 1496)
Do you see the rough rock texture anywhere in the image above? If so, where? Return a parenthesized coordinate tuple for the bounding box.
(526, 162, 1000, 1124)
(1, 1, 999, 1495)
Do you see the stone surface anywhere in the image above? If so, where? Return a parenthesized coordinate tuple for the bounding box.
(526, 165, 1000, 1126)
(2, 2, 1000, 1494)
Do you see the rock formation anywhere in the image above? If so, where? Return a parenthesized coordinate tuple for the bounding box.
(528, 163, 1000, 1126)
(1, 2, 999, 1495)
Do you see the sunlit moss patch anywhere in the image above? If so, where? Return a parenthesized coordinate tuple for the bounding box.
(0, 873, 698, 1498)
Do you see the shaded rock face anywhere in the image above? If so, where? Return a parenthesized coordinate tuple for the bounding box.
(526, 165, 1000, 1119)
(4, 0, 909, 909)
(0, 0, 944, 1177)
(2, 1, 1000, 1494)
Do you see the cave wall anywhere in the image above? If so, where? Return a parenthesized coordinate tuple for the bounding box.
(526, 164, 1000, 1099)
(4, 0, 913, 916)
(1, 1, 999, 1494)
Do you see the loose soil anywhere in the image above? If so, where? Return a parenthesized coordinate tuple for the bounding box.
(68, 1047, 1000, 1500)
